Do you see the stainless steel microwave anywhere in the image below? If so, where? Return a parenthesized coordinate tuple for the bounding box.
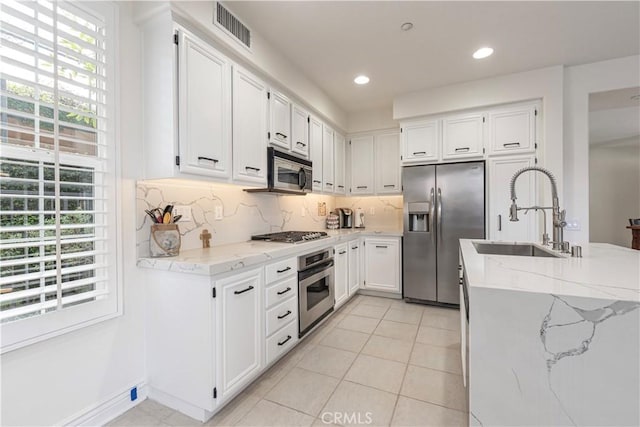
(267, 147, 312, 194)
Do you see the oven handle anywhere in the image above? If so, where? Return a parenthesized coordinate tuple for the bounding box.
(299, 259, 334, 281)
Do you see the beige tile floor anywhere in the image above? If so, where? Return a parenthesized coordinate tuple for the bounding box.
(108, 295, 467, 427)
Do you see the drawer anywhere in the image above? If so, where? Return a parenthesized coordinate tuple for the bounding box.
(266, 320, 298, 366)
(265, 257, 297, 284)
(266, 296, 297, 337)
(266, 276, 297, 309)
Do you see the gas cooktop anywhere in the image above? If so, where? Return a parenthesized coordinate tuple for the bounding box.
(251, 231, 328, 244)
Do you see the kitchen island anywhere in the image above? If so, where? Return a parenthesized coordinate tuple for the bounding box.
(459, 239, 640, 426)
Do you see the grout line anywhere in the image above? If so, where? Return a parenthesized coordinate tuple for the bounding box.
(389, 309, 420, 427)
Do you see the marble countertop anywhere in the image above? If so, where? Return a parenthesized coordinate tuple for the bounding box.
(137, 228, 402, 276)
(460, 239, 640, 302)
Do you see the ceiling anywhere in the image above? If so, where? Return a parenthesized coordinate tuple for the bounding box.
(589, 87, 640, 144)
(227, 1, 640, 113)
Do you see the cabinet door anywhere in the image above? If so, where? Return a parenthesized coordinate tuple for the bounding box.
(348, 241, 360, 295)
(309, 116, 323, 191)
(291, 104, 309, 157)
(178, 30, 231, 179)
(269, 90, 291, 150)
(401, 120, 440, 164)
(364, 238, 400, 293)
(233, 66, 268, 184)
(442, 113, 484, 160)
(334, 244, 349, 308)
(216, 268, 262, 401)
(334, 133, 346, 194)
(488, 104, 537, 155)
(488, 155, 537, 242)
(350, 135, 374, 195)
(375, 132, 401, 194)
(323, 125, 335, 193)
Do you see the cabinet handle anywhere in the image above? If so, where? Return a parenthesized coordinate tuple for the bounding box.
(275, 132, 288, 140)
(326, 183, 333, 186)
(277, 310, 292, 320)
(339, 250, 346, 255)
(503, 142, 520, 148)
(234, 285, 254, 295)
(498, 214, 502, 231)
(198, 156, 219, 163)
(413, 151, 426, 156)
(375, 245, 388, 249)
(313, 180, 321, 184)
(351, 246, 358, 250)
(356, 186, 368, 189)
(277, 266, 291, 273)
(296, 141, 307, 147)
(277, 335, 292, 346)
(338, 185, 344, 189)
(277, 286, 292, 295)
(454, 147, 470, 152)
(383, 184, 395, 188)
(245, 166, 261, 172)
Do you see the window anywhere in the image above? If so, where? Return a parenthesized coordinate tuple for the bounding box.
(0, 0, 119, 352)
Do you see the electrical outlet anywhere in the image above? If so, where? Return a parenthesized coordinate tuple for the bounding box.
(565, 219, 581, 231)
(130, 387, 137, 401)
(369, 207, 375, 215)
(301, 206, 306, 217)
(214, 206, 223, 221)
(173, 205, 192, 222)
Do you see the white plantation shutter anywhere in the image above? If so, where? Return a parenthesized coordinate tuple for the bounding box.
(0, 0, 118, 351)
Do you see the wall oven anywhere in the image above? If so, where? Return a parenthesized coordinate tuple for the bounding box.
(298, 248, 334, 337)
(268, 147, 312, 194)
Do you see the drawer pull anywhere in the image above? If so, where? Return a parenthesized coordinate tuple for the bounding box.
(296, 141, 307, 147)
(198, 156, 219, 163)
(326, 183, 333, 187)
(339, 250, 346, 255)
(356, 186, 368, 189)
(375, 245, 388, 249)
(413, 151, 426, 155)
(277, 335, 292, 346)
(503, 142, 520, 148)
(454, 147, 470, 152)
(277, 266, 292, 274)
(383, 184, 395, 188)
(351, 246, 358, 250)
(338, 185, 344, 189)
(313, 180, 321, 184)
(277, 287, 292, 295)
(245, 166, 261, 172)
(234, 285, 254, 295)
(275, 132, 288, 140)
(277, 310, 292, 320)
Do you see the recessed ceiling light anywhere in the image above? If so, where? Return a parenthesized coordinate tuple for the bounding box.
(473, 47, 494, 59)
(400, 22, 413, 31)
(354, 75, 370, 85)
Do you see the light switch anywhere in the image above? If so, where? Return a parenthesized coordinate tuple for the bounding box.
(214, 206, 223, 221)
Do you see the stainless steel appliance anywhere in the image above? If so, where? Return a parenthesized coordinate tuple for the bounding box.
(335, 208, 353, 228)
(298, 247, 334, 337)
(245, 148, 312, 195)
(251, 231, 328, 244)
(403, 162, 485, 305)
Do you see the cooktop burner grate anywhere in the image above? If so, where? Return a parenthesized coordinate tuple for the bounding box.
(251, 231, 328, 243)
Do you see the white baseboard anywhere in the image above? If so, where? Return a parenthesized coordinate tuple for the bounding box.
(59, 381, 148, 426)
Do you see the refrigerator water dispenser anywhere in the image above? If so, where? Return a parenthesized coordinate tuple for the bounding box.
(408, 202, 431, 232)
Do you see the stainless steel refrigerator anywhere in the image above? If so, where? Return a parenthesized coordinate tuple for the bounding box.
(403, 162, 485, 305)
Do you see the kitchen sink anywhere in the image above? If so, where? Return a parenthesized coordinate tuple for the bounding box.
(473, 242, 561, 258)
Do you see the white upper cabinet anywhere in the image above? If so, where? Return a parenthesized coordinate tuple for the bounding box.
(488, 102, 538, 155)
(401, 119, 440, 164)
(375, 132, 401, 194)
(269, 90, 291, 150)
(291, 104, 309, 157)
(232, 66, 268, 185)
(334, 133, 346, 194)
(442, 113, 484, 160)
(309, 116, 323, 191)
(178, 29, 232, 179)
(322, 125, 335, 192)
(350, 135, 375, 195)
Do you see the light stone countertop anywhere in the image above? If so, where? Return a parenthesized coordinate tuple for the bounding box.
(137, 228, 402, 276)
(459, 239, 640, 302)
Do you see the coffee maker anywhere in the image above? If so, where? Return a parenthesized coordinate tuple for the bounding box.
(335, 208, 353, 228)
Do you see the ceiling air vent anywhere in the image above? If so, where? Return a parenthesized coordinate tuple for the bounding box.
(214, 2, 251, 51)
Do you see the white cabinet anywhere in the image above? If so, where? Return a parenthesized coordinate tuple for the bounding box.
(322, 125, 335, 192)
(269, 90, 291, 150)
(350, 135, 375, 195)
(215, 268, 263, 401)
(375, 132, 401, 194)
(488, 103, 537, 155)
(177, 29, 232, 179)
(488, 155, 537, 242)
(291, 104, 309, 157)
(442, 113, 484, 160)
(309, 116, 323, 191)
(334, 243, 349, 308)
(363, 237, 401, 294)
(233, 66, 268, 185)
(334, 133, 346, 194)
(348, 240, 360, 296)
(401, 120, 440, 164)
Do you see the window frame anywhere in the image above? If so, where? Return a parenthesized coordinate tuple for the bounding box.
(0, 0, 122, 354)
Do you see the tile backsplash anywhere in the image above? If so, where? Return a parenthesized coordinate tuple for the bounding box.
(136, 179, 402, 257)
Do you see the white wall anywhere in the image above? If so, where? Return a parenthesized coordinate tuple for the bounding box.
(347, 106, 398, 133)
(564, 55, 640, 242)
(0, 4, 147, 425)
(589, 137, 640, 247)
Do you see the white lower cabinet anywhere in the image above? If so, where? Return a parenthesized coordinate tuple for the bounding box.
(348, 240, 360, 295)
(334, 243, 349, 308)
(363, 237, 401, 294)
(264, 259, 299, 366)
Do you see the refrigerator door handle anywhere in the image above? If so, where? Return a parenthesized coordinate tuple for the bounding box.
(437, 188, 443, 243)
(429, 188, 435, 239)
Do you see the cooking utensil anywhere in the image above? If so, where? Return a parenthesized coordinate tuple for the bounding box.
(171, 214, 182, 223)
(145, 209, 159, 223)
